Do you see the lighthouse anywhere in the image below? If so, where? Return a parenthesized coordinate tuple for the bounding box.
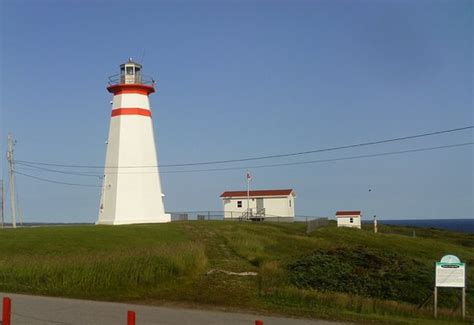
(97, 59, 170, 225)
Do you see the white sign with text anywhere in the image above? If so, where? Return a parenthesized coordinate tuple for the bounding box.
(435, 255, 465, 288)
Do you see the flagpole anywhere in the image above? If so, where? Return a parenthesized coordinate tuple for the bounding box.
(247, 170, 250, 217)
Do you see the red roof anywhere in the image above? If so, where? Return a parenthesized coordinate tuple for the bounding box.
(335, 211, 361, 217)
(220, 189, 294, 198)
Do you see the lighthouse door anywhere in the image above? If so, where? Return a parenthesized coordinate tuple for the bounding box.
(256, 198, 264, 213)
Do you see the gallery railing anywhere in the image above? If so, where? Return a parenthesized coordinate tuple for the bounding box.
(107, 74, 156, 86)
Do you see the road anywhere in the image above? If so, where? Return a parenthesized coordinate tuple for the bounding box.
(1, 293, 344, 325)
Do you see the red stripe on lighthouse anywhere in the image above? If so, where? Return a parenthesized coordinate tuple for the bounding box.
(107, 84, 155, 95)
(114, 89, 150, 95)
(111, 108, 152, 117)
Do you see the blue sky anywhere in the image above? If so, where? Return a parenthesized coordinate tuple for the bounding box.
(1, 0, 472, 222)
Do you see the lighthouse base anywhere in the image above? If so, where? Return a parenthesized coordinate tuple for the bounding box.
(96, 214, 171, 225)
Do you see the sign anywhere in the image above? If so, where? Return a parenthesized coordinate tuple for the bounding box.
(434, 255, 467, 320)
(440, 255, 460, 264)
(435, 255, 465, 288)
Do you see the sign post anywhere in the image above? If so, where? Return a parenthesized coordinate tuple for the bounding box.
(434, 255, 466, 320)
(462, 287, 465, 319)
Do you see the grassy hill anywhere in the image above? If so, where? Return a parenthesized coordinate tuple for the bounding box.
(0, 221, 472, 324)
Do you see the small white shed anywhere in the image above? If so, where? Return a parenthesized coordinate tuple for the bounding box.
(220, 189, 296, 220)
(336, 210, 362, 229)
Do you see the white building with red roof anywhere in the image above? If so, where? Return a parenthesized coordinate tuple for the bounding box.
(335, 210, 362, 229)
(220, 189, 296, 220)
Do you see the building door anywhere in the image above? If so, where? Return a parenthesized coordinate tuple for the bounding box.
(256, 198, 264, 212)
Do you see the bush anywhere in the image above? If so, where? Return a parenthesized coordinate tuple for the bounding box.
(288, 246, 433, 304)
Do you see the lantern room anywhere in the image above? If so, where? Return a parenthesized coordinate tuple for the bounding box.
(120, 58, 142, 84)
(107, 59, 155, 95)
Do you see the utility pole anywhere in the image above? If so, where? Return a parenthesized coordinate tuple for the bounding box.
(7, 134, 16, 228)
(368, 188, 375, 232)
(0, 180, 4, 228)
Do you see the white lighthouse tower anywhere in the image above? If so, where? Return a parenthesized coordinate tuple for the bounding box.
(97, 59, 170, 225)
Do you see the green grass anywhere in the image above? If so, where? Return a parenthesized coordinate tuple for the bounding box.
(0, 221, 472, 324)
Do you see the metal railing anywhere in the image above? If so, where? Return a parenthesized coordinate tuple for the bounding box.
(240, 209, 252, 221)
(107, 74, 156, 86)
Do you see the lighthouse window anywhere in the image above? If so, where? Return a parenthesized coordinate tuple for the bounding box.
(126, 66, 134, 75)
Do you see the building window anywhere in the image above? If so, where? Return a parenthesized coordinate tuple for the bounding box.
(289, 199, 292, 207)
(237, 201, 242, 208)
(126, 66, 134, 75)
(350, 218, 353, 223)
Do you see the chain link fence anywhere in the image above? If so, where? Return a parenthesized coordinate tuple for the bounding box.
(168, 211, 326, 224)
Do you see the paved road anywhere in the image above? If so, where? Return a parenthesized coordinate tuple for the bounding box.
(1, 293, 343, 325)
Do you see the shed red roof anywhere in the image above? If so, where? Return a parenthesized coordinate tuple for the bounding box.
(335, 210, 361, 217)
(220, 189, 294, 198)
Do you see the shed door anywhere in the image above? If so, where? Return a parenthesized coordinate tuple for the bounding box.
(256, 198, 264, 211)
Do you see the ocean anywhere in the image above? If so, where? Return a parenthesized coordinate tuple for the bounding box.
(376, 219, 474, 234)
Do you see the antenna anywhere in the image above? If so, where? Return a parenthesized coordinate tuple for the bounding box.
(140, 49, 146, 65)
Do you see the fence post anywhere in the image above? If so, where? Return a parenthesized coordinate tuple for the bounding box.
(208, 211, 210, 220)
(462, 287, 465, 320)
(127, 310, 135, 325)
(2, 297, 11, 325)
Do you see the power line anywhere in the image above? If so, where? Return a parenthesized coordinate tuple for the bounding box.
(13, 125, 474, 169)
(161, 126, 473, 167)
(15, 162, 102, 178)
(160, 142, 474, 173)
(13, 142, 473, 178)
(14, 171, 102, 188)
